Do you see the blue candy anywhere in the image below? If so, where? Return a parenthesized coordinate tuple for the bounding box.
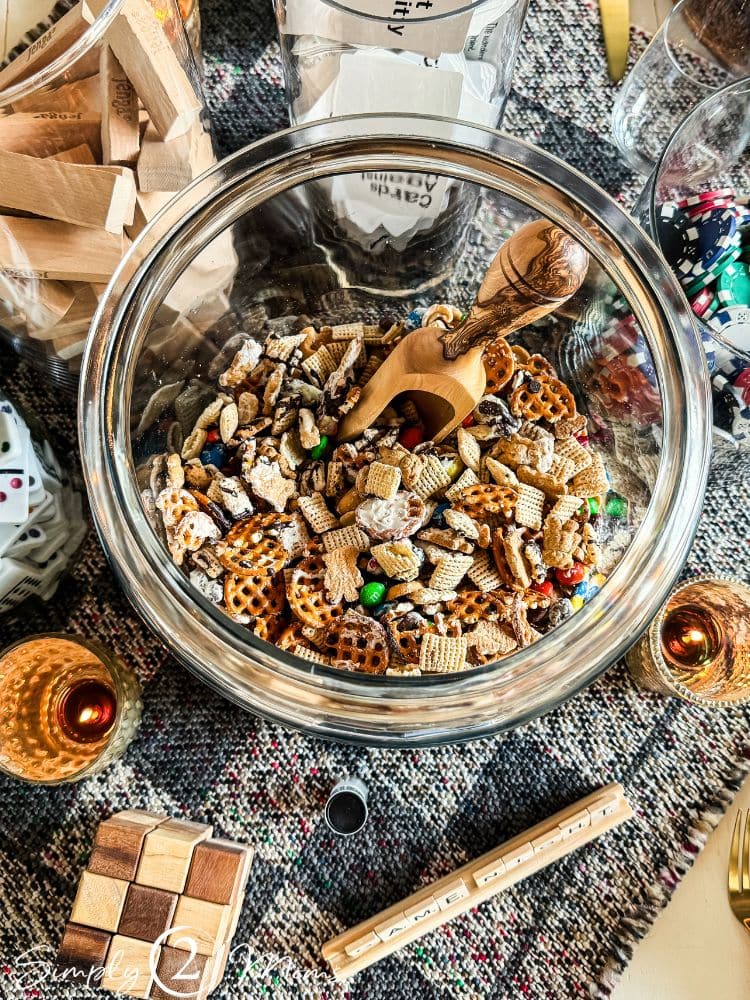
(432, 502, 451, 527)
(199, 443, 227, 467)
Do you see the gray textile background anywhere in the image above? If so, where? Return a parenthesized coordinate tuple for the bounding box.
(1, 1, 750, 998)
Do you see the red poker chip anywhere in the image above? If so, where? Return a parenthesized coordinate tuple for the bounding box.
(690, 288, 716, 318)
(684, 199, 737, 218)
(676, 187, 735, 209)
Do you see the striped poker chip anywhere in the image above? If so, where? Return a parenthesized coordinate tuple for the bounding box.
(710, 305, 750, 350)
(676, 187, 735, 209)
(682, 243, 742, 295)
(717, 261, 750, 307)
(685, 208, 738, 275)
(689, 287, 715, 318)
(655, 202, 698, 269)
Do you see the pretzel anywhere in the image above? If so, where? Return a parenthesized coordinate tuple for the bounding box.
(509, 375, 577, 423)
(277, 619, 310, 651)
(174, 512, 221, 552)
(483, 336, 515, 393)
(217, 514, 289, 578)
(156, 487, 200, 528)
(445, 589, 515, 625)
(521, 353, 557, 378)
(365, 461, 402, 500)
(452, 483, 517, 520)
(419, 633, 468, 674)
(286, 554, 344, 628)
(322, 612, 390, 674)
(356, 492, 425, 542)
(223, 571, 286, 642)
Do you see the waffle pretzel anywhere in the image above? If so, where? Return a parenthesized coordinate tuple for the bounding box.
(156, 487, 199, 528)
(509, 375, 577, 423)
(445, 589, 516, 625)
(521, 353, 557, 379)
(483, 336, 515, 394)
(224, 571, 286, 642)
(452, 483, 517, 520)
(321, 612, 390, 674)
(286, 554, 344, 628)
(218, 514, 290, 578)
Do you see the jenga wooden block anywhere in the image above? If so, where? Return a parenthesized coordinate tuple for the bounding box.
(56, 922, 111, 978)
(11, 74, 101, 115)
(0, 217, 127, 282)
(100, 44, 140, 166)
(71, 871, 130, 933)
(119, 884, 179, 943)
(0, 2, 96, 92)
(0, 271, 75, 332)
(102, 935, 158, 998)
(114, 809, 167, 828)
(135, 819, 213, 894)
(184, 840, 254, 906)
(87, 0, 202, 141)
(48, 143, 98, 165)
(168, 895, 232, 957)
(0, 149, 137, 233)
(0, 113, 103, 159)
(88, 814, 160, 882)
(150, 946, 213, 1000)
(26, 282, 99, 341)
(136, 121, 214, 192)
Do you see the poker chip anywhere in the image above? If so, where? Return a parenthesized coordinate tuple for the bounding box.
(685, 208, 738, 275)
(710, 305, 750, 353)
(717, 260, 750, 306)
(655, 203, 696, 268)
(682, 243, 742, 296)
(689, 288, 716, 318)
(676, 187, 735, 209)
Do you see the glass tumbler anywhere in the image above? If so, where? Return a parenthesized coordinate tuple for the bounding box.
(0, 0, 215, 392)
(273, 0, 529, 129)
(635, 78, 750, 450)
(611, 0, 750, 175)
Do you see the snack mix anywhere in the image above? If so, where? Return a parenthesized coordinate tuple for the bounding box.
(143, 306, 628, 676)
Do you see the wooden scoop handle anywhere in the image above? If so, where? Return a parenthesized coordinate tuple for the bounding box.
(440, 220, 589, 360)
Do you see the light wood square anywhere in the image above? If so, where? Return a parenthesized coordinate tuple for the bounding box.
(102, 935, 157, 998)
(70, 871, 130, 933)
(168, 896, 232, 957)
(135, 819, 212, 894)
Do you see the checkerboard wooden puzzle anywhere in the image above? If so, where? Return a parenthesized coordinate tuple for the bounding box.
(57, 810, 253, 998)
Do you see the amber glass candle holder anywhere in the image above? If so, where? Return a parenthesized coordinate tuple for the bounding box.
(626, 576, 750, 704)
(0, 634, 142, 784)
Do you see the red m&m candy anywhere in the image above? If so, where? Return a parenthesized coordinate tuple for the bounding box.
(555, 563, 586, 586)
(398, 426, 424, 450)
(532, 580, 554, 598)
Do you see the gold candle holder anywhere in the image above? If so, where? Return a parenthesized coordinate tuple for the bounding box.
(0, 634, 142, 784)
(626, 575, 750, 704)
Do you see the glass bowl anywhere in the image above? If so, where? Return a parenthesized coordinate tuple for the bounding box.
(80, 115, 711, 746)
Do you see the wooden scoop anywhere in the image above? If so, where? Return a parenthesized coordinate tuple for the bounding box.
(337, 220, 590, 443)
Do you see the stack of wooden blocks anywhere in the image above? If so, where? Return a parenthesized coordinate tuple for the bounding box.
(0, 0, 234, 371)
(57, 809, 253, 999)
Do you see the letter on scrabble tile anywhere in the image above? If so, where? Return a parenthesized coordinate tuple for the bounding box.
(118, 884, 179, 943)
(56, 923, 111, 978)
(101, 935, 157, 998)
(373, 911, 411, 943)
(70, 871, 130, 933)
(531, 827, 565, 854)
(150, 946, 216, 1000)
(500, 843, 534, 871)
(434, 878, 470, 911)
(559, 808, 591, 838)
(344, 931, 380, 959)
(168, 895, 232, 957)
(184, 839, 254, 906)
(86, 0, 202, 141)
(135, 819, 212, 894)
(588, 790, 622, 823)
(88, 814, 161, 882)
(404, 896, 441, 924)
(473, 858, 507, 888)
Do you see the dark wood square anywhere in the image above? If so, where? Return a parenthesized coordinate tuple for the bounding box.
(150, 946, 210, 998)
(184, 840, 250, 905)
(88, 817, 154, 882)
(118, 883, 179, 942)
(56, 922, 111, 978)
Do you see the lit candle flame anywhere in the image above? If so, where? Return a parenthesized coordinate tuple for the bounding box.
(78, 706, 100, 726)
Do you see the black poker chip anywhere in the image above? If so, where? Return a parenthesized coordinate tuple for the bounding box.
(655, 202, 696, 269)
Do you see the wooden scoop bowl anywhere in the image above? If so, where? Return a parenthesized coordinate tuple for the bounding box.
(337, 220, 590, 443)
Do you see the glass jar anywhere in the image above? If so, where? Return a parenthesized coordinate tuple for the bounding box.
(80, 115, 710, 746)
(0, 0, 214, 391)
(274, 0, 529, 129)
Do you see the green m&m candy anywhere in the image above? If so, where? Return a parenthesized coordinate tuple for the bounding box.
(605, 495, 627, 518)
(587, 497, 600, 516)
(310, 434, 329, 460)
(360, 581, 387, 607)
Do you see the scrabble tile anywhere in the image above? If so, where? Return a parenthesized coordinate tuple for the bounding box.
(71, 871, 130, 933)
(168, 895, 232, 956)
(136, 819, 212, 894)
(184, 839, 253, 905)
(89, 816, 158, 882)
(149, 946, 212, 999)
(56, 923, 111, 978)
(119, 884, 179, 943)
(102, 935, 158, 998)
